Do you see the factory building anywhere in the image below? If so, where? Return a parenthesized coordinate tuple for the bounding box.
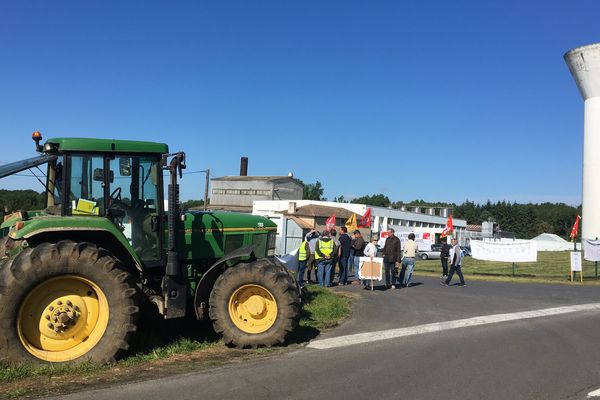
(253, 200, 467, 256)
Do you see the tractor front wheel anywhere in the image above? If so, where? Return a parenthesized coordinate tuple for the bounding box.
(0, 240, 140, 364)
(209, 259, 300, 348)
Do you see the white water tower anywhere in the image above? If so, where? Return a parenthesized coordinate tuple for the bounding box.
(565, 43, 600, 239)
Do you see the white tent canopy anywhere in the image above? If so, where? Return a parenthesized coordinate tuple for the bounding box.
(531, 233, 580, 251)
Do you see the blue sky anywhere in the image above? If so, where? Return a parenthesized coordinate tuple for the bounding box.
(0, 0, 597, 205)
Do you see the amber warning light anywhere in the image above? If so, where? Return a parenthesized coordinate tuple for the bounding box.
(32, 131, 43, 152)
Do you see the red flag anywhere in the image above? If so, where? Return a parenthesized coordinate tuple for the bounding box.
(358, 208, 372, 228)
(325, 214, 336, 230)
(440, 215, 454, 238)
(570, 215, 581, 241)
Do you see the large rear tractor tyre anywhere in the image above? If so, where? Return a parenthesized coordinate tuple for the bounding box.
(0, 240, 140, 365)
(209, 259, 300, 348)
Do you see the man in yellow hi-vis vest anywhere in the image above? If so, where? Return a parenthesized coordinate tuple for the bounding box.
(315, 230, 338, 287)
(296, 238, 311, 287)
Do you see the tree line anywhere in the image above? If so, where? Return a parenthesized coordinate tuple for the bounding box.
(1, 186, 580, 240)
(0, 189, 46, 220)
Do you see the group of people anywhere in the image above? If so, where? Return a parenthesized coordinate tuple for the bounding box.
(296, 226, 358, 288)
(296, 228, 466, 289)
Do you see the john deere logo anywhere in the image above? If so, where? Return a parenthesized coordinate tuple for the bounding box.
(257, 222, 264, 228)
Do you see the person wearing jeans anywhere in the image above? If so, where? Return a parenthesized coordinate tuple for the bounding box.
(400, 233, 418, 288)
(315, 231, 337, 287)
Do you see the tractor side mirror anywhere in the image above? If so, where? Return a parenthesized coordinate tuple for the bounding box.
(93, 168, 114, 183)
(119, 158, 131, 176)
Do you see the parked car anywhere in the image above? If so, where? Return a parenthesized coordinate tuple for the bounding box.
(418, 249, 441, 260)
(461, 245, 472, 257)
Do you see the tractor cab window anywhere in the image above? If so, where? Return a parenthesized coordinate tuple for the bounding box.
(108, 156, 161, 261)
(68, 155, 105, 216)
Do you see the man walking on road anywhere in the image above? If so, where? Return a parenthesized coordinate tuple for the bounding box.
(442, 238, 466, 287)
(382, 228, 401, 289)
(400, 233, 418, 288)
(440, 240, 451, 279)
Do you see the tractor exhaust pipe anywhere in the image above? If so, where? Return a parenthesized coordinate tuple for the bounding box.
(161, 152, 187, 318)
(565, 43, 600, 239)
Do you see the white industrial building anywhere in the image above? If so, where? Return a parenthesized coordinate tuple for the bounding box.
(253, 200, 467, 255)
(210, 176, 303, 212)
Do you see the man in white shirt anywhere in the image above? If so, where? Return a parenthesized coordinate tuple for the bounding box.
(441, 238, 466, 287)
(400, 233, 418, 287)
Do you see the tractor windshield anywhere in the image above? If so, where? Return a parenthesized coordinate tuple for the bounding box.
(64, 153, 163, 261)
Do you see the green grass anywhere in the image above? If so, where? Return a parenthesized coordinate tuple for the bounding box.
(416, 251, 600, 282)
(0, 284, 352, 386)
(300, 285, 352, 330)
(0, 361, 106, 384)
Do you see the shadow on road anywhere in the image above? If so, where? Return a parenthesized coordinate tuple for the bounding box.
(286, 317, 320, 345)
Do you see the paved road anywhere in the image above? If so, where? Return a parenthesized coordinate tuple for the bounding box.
(50, 276, 600, 400)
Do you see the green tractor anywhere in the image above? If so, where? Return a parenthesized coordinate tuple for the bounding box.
(0, 132, 300, 364)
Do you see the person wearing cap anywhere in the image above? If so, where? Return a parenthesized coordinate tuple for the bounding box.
(315, 230, 337, 287)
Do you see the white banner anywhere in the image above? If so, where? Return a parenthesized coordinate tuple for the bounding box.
(470, 240, 537, 262)
(378, 231, 433, 251)
(276, 248, 299, 271)
(583, 239, 600, 262)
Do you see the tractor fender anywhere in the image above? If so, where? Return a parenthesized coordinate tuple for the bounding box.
(22, 228, 144, 273)
(193, 245, 257, 320)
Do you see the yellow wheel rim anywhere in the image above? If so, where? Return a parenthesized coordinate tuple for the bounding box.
(17, 275, 109, 363)
(228, 284, 277, 334)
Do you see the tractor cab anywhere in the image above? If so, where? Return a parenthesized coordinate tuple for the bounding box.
(1, 133, 168, 264)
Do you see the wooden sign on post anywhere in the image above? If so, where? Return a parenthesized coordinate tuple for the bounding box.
(359, 257, 383, 291)
(570, 251, 583, 283)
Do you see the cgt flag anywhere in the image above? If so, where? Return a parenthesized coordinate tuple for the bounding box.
(345, 213, 358, 232)
(440, 215, 454, 238)
(570, 214, 581, 241)
(325, 214, 336, 230)
(358, 208, 372, 228)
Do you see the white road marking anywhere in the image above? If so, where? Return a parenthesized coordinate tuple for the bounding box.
(588, 388, 600, 397)
(307, 303, 600, 350)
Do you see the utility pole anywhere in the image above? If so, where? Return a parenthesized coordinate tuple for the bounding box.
(203, 169, 210, 211)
